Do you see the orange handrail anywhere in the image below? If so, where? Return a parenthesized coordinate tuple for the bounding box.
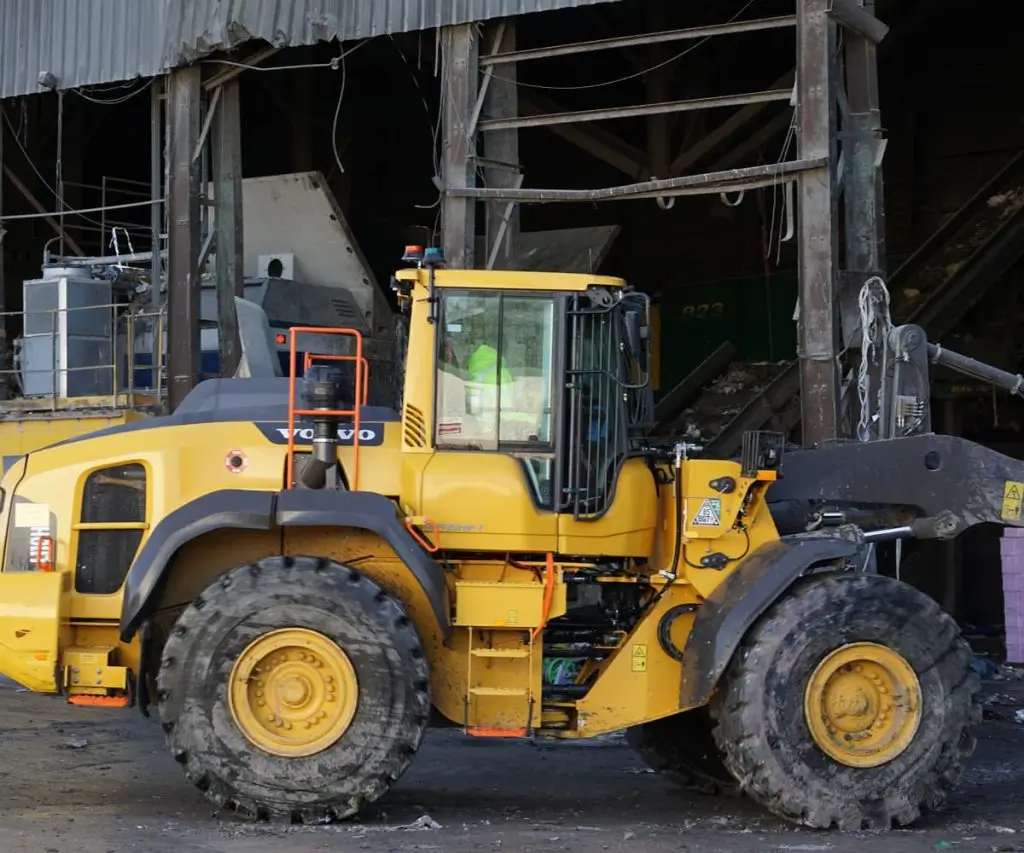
(286, 326, 366, 491)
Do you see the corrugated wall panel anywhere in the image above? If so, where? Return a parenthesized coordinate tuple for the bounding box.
(1, 0, 621, 99)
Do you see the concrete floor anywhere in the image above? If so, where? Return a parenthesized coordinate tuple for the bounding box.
(2, 676, 1024, 853)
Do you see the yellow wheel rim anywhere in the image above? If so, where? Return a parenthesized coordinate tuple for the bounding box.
(228, 628, 358, 758)
(803, 642, 922, 768)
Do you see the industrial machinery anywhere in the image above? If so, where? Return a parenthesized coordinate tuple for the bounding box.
(3, 247, 1024, 832)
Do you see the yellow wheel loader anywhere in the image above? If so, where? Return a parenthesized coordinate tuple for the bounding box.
(0, 246, 1018, 829)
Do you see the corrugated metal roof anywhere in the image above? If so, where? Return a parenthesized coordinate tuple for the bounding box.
(0, 0, 165, 100)
(1, 0, 622, 99)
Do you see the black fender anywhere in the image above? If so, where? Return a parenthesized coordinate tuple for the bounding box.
(119, 489, 450, 643)
(679, 534, 860, 708)
(275, 489, 450, 635)
(120, 490, 275, 641)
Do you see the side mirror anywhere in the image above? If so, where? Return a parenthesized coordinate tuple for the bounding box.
(623, 310, 648, 374)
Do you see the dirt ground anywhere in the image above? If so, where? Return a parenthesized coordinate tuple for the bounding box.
(3, 676, 1024, 853)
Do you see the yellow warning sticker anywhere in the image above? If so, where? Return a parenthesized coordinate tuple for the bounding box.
(1003, 480, 1024, 521)
(631, 643, 648, 673)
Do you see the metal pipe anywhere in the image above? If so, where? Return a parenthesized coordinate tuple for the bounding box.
(479, 15, 797, 65)
(861, 526, 914, 542)
(478, 89, 794, 132)
(928, 343, 1024, 398)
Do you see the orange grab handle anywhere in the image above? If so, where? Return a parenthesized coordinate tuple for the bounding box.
(530, 553, 556, 642)
(406, 518, 440, 554)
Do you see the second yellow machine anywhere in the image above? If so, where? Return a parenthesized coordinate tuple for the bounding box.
(0, 246, 1013, 830)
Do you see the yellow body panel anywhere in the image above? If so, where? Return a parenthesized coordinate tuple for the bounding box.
(571, 583, 701, 736)
(394, 267, 624, 292)
(557, 458, 659, 557)
(418, 452, 557, 552)
(0, 570, 70, 692)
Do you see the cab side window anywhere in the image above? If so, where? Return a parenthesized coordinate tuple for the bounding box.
(435, 290, 556, 452)
(75, 463, 147, 595)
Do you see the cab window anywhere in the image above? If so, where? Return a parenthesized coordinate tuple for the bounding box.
(436, 291, 556, 452)
(75, 463, 147, 594)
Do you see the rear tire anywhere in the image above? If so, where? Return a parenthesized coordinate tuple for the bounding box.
(711, 572, 980, 830)
(625, 708, 741, 796)
(157, 555, 430, 822)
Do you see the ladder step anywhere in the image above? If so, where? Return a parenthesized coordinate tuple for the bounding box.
(470, 648, 530, 659)
(469, 686, 528, 697)
(467, 726, 528, 738)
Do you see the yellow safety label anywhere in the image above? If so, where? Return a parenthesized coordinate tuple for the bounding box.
(631, 643, 648, 673)
(1003, 480, 1024, 521)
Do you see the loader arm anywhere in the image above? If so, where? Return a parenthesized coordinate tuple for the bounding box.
(767, 433, 1024, 536)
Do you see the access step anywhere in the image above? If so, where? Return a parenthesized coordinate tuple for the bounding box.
(62, 646, 130, 708)
(468, 686, 528, 697)
(470, 648, 530, 659)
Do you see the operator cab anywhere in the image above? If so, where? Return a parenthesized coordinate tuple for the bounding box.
(393, 250, 656, 553)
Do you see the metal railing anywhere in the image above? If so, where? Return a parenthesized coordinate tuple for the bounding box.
(0, 301, 167, 413)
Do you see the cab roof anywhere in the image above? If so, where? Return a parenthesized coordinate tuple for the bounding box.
(394, 267, 625, 292)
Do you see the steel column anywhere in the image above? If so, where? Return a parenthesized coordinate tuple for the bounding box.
(212, 77, 244, 377)
(166, 66, 202, 412)
(796, 0, 840, 445)
(441, 24, 479, 269)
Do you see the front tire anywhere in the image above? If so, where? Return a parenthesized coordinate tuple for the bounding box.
(711, 572, 980, 830)
(625, 708, 741, 796)
(157, 556, 430, 822)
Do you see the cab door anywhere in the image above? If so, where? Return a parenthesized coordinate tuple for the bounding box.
(418, 289, 562, 553)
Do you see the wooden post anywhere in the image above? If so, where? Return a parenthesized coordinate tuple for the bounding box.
(212, 76, 244, 377)
(166, 66, 202, 411)
(441, 24, 479, 269)
(796, 0, 841, 445)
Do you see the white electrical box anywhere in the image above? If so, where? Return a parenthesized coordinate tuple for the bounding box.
(256, 252, 295, 279)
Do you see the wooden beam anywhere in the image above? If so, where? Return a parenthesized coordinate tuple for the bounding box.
(709, 109, 793, 171)
(519, 93, 645, 177)
(1, 164, 84, 257)
(671, 69, 794, 174)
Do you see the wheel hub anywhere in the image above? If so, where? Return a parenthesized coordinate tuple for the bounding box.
(228, 628, 358, 757)
(804, 642, 921, 768)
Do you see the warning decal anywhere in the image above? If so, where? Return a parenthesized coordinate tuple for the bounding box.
(691, 497, 722, 527)
(631, 644, 648, 673)
(1003, 480, 1024, 521)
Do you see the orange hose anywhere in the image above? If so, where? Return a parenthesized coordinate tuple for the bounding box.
(531, 553, 556, 642)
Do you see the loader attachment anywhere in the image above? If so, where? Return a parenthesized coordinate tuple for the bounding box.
(0, 570, 70, 693)
(767, 433, 1024, 536)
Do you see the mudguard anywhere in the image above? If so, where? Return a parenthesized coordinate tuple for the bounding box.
(119, 489, 450, 642)
(275, 489, 450, 634)
(679, 534, 860, 708)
